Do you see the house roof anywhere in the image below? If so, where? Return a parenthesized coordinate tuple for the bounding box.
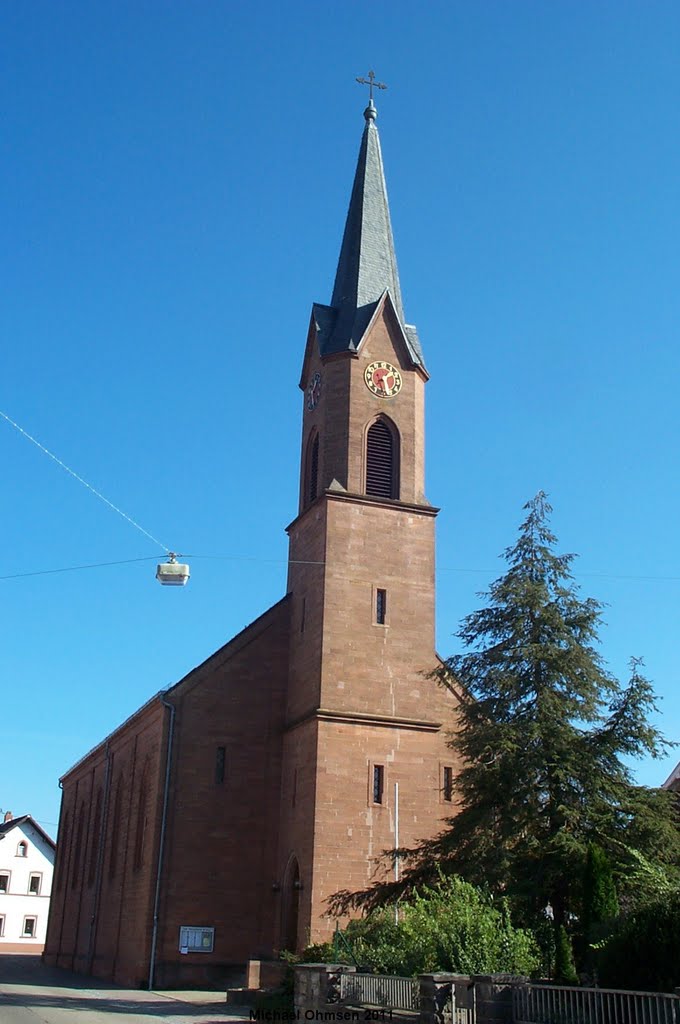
(0, 814, 56, 850)
(59, 595, 291, 782)
(663, 760, 680, 791)
(315, 101, 425, 368)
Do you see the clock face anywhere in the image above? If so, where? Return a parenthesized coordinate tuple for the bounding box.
(306, 372, 322, 411)
(364, 361, 403, 399)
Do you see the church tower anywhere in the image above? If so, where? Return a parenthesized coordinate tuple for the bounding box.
(43, 89, 462, 988)
(278, 93, 457, 950)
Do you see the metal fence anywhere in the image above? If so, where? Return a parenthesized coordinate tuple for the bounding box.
(340, 972, 420, 1011)
(513, 983, 680, 1024)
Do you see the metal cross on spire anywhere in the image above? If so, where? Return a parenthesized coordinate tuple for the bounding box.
(356, 70, 387, 102)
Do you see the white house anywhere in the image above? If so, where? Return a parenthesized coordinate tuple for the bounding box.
(0, 813, 55, 953)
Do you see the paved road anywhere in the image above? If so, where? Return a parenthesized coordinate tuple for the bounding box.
(0, 955, 251, 1024)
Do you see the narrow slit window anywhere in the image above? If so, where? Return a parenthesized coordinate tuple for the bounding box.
(215, 746, 226, 785)
(133, 772, 148, 871)
(443, 766, 454, 802)
(87, 790, 103, 887)
(376, 588, 387, 625)
(373, 765, 385, 805)
(108, 781, 123, 880)
(71, 804, 85, 888)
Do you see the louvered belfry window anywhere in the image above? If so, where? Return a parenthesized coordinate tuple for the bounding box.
(305, 432, 319, 508)
(366, 418, 397, 498)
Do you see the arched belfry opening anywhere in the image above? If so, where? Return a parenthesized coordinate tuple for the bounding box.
(280, 855, 301, 952)
(303, 431, 320, 509)
(365, 416, 399, 499)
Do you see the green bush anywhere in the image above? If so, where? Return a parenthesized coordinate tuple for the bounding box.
(597, 887, 680, 992)
(554, 925, 579, 985)
(307, 875, 540, 977)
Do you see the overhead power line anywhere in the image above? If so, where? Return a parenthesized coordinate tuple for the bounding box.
(2, 551, 680, 586)
(0, 409, 170, 553)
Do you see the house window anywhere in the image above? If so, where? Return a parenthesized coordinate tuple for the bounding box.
(366, 418, 398, 499)
(0, 873, 9, 894)
(28, 873, 41, 896)
(376, 588, 387, 625)
(17, 841, 27, 858)
(215, 746, 226, 785)
(442, 766, 454, 802)
(372, 765, 385, 805)
(0, 915, 4, 936)
(22, 917, 37, 938)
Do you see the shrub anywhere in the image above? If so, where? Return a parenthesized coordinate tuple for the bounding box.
(597, 887, 680, 992)
(553, 925, 579, 985)
(310, 875, 540, 977)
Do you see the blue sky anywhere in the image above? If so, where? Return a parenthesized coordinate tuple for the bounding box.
(2, 2, 680, 838)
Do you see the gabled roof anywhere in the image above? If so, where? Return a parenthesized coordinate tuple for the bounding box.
(312, 102, 425, 369)
(663, 760, 680, 791)
(0, 814, 56, 850)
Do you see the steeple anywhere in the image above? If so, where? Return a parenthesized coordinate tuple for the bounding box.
(311, 99, 425, 368)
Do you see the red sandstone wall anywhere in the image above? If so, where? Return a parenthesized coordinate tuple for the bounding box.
(276, 718, 319, 951)
(321, 496, 437, 721)
(152, 597, 291, 986)
(346, 306, 427, 504)
(309, 713, 461, 944)
(44, 699, 165, 987)
(46, 598, 291, 987)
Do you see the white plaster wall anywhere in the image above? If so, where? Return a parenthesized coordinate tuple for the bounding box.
(0, 820, 54, 947)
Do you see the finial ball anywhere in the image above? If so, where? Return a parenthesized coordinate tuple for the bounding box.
(364, 101, 377, 122)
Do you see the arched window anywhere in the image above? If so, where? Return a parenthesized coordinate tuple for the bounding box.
(281, 855, 301, 952)
(17, 841, 27, 858)
(304, 431, 320, 508)
(366, 417, 399, 499)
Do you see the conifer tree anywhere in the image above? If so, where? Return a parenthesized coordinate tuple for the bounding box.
(582, 843, 618, 938)
(332, 494, 679, 928)
(554, 925, 579, 985)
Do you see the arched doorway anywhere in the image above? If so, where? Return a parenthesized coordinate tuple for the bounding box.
(280, 856, 300, 953)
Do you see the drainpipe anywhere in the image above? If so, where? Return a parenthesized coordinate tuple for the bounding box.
(148, 694, 176, 991)
(394, 781, 399, 925)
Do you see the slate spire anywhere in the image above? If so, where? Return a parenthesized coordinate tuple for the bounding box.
(312, 100, 425, 367)
(331, 100, 405, 325)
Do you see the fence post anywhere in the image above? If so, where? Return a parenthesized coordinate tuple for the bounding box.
(293, 964, 356, 1014)
(419, 973, 466, 1024)
(471, 975, 528, 1024)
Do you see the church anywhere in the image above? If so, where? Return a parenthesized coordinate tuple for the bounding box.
(44, 90, 461, 989)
